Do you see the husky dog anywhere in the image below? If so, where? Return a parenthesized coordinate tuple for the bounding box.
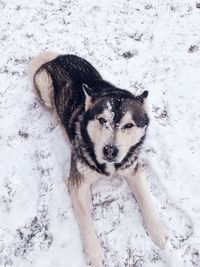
(29, 52, 168, 267)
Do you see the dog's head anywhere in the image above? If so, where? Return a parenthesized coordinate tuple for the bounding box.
(82, 84, 149, 165)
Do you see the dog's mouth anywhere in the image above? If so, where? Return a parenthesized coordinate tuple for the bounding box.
(103, 158, 116, 164)
(102, 156, 121, 164)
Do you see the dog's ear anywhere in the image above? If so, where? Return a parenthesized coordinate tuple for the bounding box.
(82, 83, 92, 111)
(136, 90, 148, 104)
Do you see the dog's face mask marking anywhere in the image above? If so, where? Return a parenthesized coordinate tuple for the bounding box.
(86, 91, 149, 165)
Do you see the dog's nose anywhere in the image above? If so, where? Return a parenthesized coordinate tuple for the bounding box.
(103, 145, 119, 161)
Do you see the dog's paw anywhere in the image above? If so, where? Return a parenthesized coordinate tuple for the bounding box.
(84, 240, 105, 267)
(146, 217, 168, 249)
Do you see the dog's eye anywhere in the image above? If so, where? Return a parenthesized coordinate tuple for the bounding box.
(124, 123, 134, 129)
(98, 118, 107, 125)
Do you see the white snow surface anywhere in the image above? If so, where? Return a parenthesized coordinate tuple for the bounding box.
(0, 0, 200, 266)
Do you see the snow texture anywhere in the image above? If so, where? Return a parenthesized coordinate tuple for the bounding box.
(0, 0, 200, 266)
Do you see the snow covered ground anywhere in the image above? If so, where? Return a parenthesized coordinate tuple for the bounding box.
(0, 0, 200, 266)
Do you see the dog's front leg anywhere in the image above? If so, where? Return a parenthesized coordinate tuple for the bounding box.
(126, 165, 168, 249)
(68, 168, 105, 267)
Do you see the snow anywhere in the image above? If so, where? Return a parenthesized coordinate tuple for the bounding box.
(0, 0, 200, 266)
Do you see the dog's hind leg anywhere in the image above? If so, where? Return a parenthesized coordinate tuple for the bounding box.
(68, 162, 105, 267)
(126, 165, 168, 249)
(33, 68, 55, 109)
(28, 52, 58, 109)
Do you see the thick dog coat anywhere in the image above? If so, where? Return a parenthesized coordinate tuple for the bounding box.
(29, 52, 168, 267)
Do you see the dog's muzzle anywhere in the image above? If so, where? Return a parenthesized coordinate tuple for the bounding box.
(103, 145, 119, 162)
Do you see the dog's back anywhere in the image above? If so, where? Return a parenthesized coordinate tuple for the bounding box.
(29, 53, 102, 107)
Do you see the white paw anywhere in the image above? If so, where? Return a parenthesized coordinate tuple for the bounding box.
(84, 239, 105, 267)
(146, 217, 168, 249)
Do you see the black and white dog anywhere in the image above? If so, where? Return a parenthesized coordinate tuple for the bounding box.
(29, 52, 168, 267)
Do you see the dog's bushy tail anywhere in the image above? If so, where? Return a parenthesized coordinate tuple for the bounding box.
(28, 51, 59, 109)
